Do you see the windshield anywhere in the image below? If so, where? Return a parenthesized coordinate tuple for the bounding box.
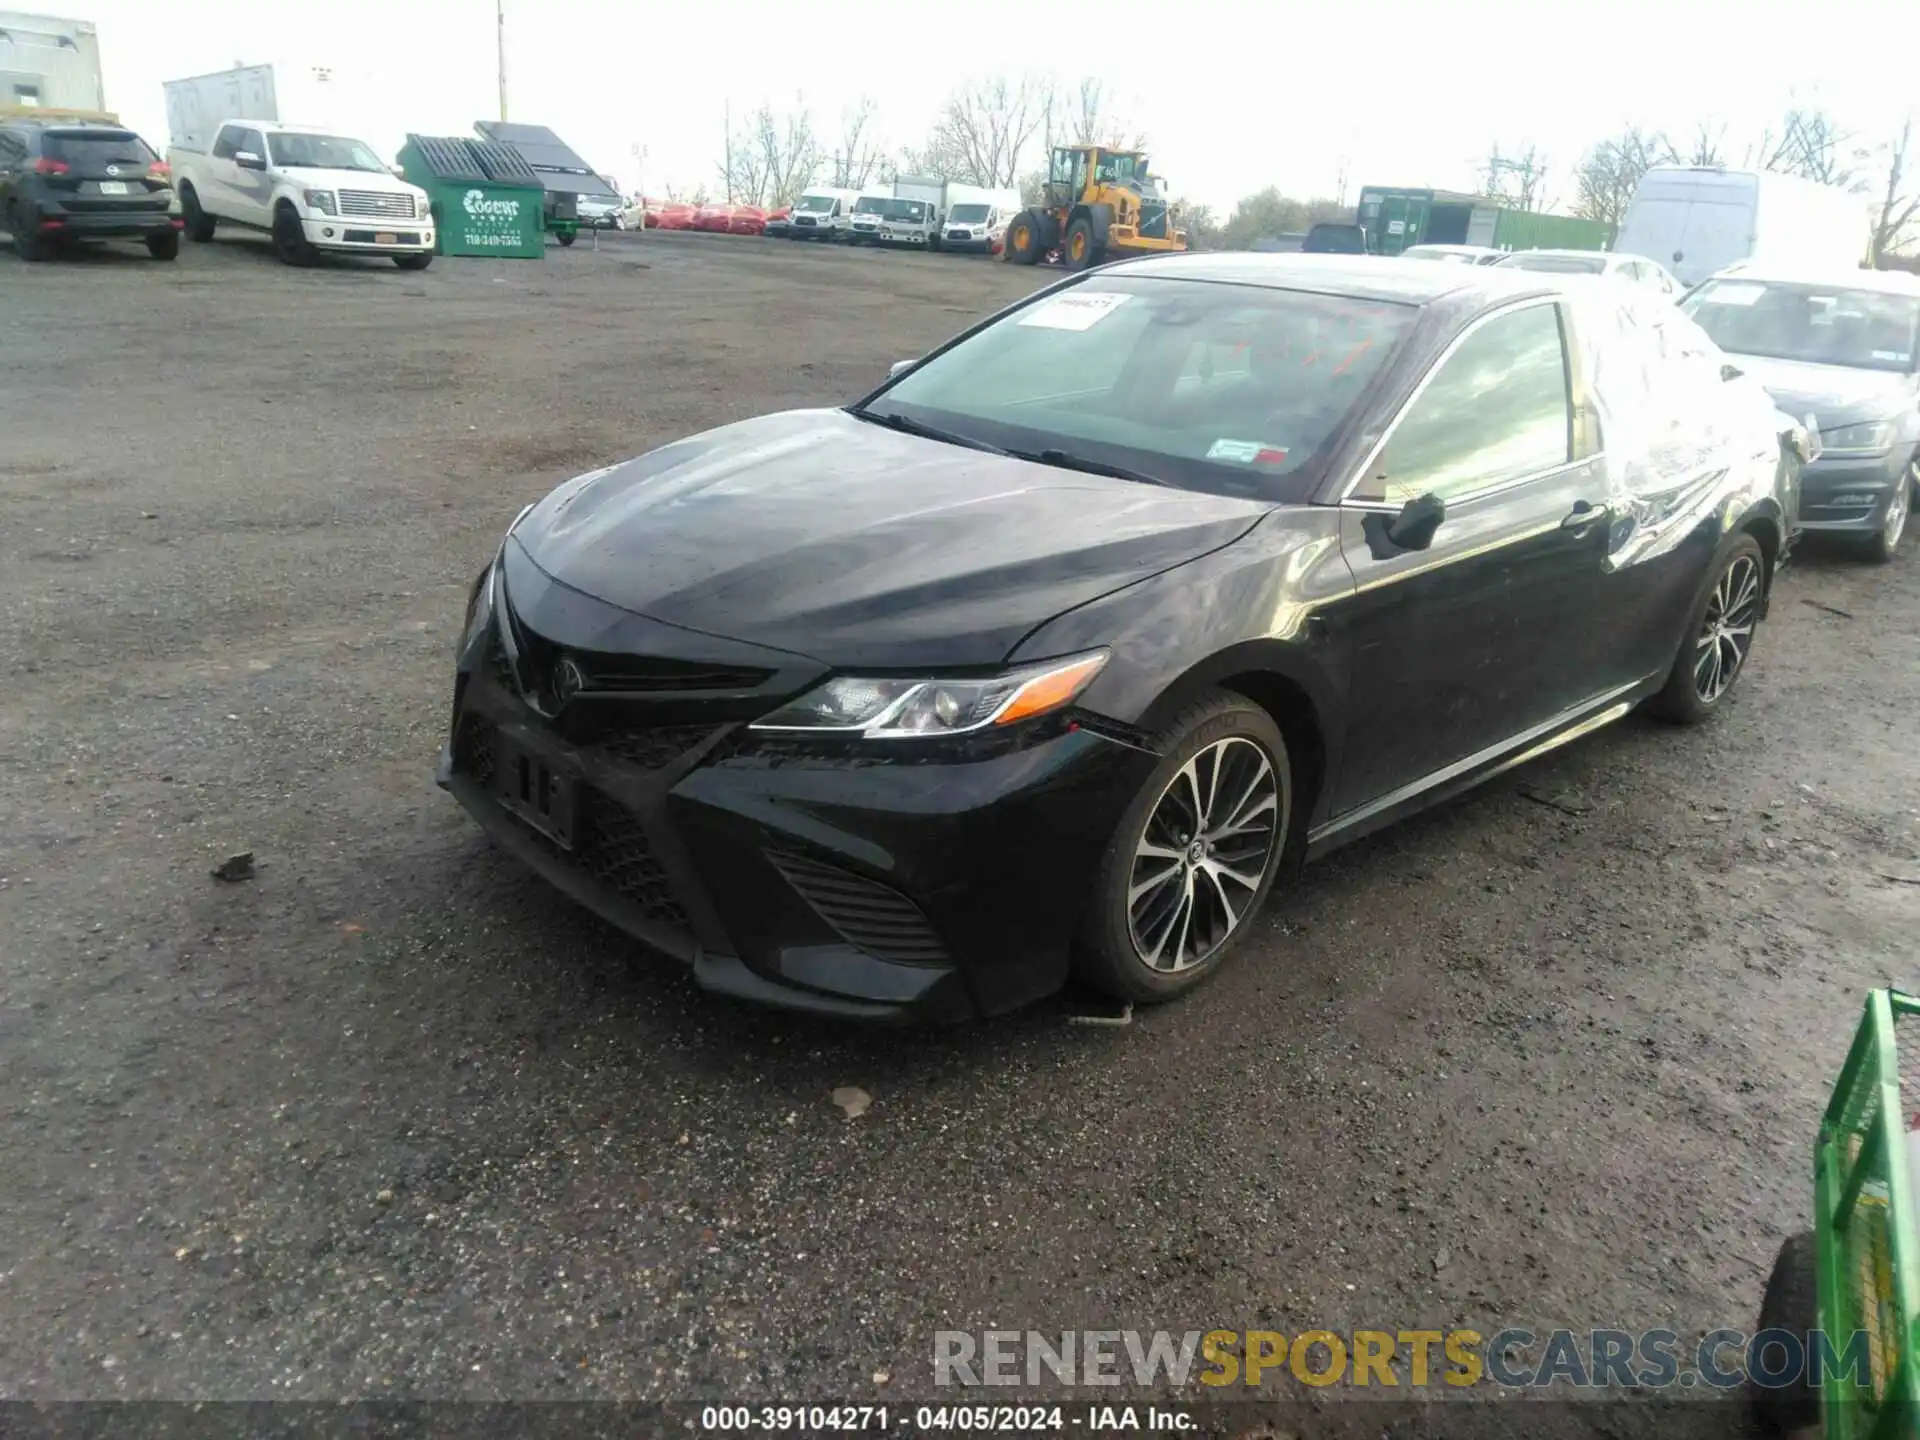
(949, 203, 991, 224)
(1683, 279, 1920, 373)
(267, 132, 387, 172)
(1497, 252, 1607, 275)
(853, 196, 887, 215)
(44, 131, 157, 172)
(797, 194, 836, 212)
(862, 275, 1415, 500)
(884, 199, 927, 222)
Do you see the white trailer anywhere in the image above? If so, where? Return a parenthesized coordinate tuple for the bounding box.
(1616, 166, 1870, 289)
(0, 10, 104, 111)
(164, 62, 402, 162)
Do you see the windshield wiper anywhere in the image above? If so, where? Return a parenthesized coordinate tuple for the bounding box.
(849, 408, 1009, 455)
(1008, 446, 1170, 488)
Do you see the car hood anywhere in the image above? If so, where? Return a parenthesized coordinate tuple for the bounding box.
(280, 166, 418, 194)
(510, 409, 1270, 669)
(1733, 356, 1919, 431)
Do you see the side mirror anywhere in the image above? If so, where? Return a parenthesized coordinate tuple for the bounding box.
(1385, 492, 1447, 551)
(234, 151, 266, 171)
(888, 359, 916, 380)
(1721, 363, 1745, 382)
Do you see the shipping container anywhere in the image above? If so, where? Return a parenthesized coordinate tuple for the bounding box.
(1357, 184, 1612, 256)
(0, 10, 103, 110)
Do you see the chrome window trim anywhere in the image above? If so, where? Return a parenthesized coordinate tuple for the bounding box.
(1336, 295, 1576, 508)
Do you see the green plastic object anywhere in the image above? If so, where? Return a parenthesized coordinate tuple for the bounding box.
(1817, 989, 1920, 1437)
(394, 134, 546, 259)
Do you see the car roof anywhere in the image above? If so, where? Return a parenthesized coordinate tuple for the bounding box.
(1498, 248, 1615, 261)
(1702, 262, 1920, 295)
(1104, 251, 1564, 305)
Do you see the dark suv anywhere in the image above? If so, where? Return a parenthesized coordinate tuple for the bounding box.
(0, 118, 182, 261)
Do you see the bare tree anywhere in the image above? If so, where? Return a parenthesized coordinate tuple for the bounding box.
(1871, 114, 1920, 263)
(1046, 77, 1147, 151)
(827, 96, 884, 189)
(908, 74, 1053, 187)
(721, 103, 820, 208)
(1572, 126, 1676, 227)
(1750, 106, 1869, 190)
(1482, 143, 1550, 212)
(1682, 120, 1728, 167)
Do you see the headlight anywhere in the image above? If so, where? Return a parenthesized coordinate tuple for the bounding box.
(415, 194, 431, 219)
(302, 189, 337, 215)
(750, 651, 1109, 739)
(460, 562, 495, 657)
(1820, 419, 1895, 453)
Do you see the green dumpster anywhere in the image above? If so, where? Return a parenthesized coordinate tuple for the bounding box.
(395, 134, 546, 259)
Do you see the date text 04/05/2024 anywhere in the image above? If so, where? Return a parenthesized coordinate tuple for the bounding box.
(698, 1404, 1194, 1431)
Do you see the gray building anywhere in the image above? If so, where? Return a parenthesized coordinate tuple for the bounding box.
(0, 11, 104, 111)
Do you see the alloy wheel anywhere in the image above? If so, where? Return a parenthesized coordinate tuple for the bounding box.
(1126, 736, 1280, 973)
(1883, 462, 1913, 551)
(1692, 552, 1762, 704)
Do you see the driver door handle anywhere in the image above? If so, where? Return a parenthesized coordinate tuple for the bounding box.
(1562, 501, 1610, 532)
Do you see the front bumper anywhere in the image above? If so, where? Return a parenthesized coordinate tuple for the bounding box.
(1796, 450, 1913, 533)
(944, 232, 993, 251)
(439, 599, 1150, 1022)
(301, 215, 433, 253)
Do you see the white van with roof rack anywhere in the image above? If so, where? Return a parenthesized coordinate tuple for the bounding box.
(1616, 166, 1866, 290)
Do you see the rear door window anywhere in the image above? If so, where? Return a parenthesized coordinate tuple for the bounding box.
(212, 125, 243, 160)
(1354, 302, 1573, 504)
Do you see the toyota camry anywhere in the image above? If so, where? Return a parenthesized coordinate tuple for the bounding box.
(439, 255, 1802, 1021)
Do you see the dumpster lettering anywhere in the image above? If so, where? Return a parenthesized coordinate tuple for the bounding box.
(464, 189, 522, 220)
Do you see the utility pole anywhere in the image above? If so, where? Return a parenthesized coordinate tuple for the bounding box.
(723, 99, 732, 203)
(495, 0, 508, 123)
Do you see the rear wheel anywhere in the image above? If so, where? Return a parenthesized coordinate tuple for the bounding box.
(1862, 454, 1915, 564)
(556, 228, 576, 247)
(271, 203, 315, 266)
(393, 252, 432, 271)
(1077, 691, 1291, 1003)
(1005, 209, 1044, 265)
(1648, 534, 1765, 723)
(146, 229, 180, 261)
(10, 204, 45, 261)
(180, 185, 217, 242)
(1064, 217, 1100, 271)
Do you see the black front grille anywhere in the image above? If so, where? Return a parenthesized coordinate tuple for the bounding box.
(770, 852, 948, 965)
(594, 723, 718, 770)
(451, 715, 692, 933)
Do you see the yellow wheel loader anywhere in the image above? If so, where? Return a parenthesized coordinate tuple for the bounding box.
(1003, 145, 1188, 270)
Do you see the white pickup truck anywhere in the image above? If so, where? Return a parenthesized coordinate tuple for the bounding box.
(168, 120, 434, 268)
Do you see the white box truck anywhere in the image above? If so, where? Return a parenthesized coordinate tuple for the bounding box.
(1616, 166, 1869, 289)
(872, 174, 945, 248)
(0, 10, 104, 111)
(940, 183, 1023, 254)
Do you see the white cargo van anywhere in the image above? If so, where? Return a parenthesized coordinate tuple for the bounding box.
(789, 186, 858, 241)
(940, 184, 1023, 254)
(1616, 167, 1867, 289)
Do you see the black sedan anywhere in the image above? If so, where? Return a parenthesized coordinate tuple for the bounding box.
(439, 256, 1799, 1021)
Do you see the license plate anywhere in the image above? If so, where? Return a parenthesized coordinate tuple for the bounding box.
(375, 232, 398, 245)
(97, 180, 129, 195)
(493, 733, 577, 849)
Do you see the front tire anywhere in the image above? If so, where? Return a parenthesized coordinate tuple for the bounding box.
(1064, 217, 1099, 271)
(1862, 454, 1915, 564)
(271, 203, 316, 266)
(393, 252, 432, 271)
(1077, 691, 1290, 1003)
(1005, 209, 1044, 265)
(1648, 533, 1765, 724)
(146, 229, 180, 261)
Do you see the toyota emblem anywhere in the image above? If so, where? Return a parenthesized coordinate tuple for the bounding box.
(551, 656, 585, 706)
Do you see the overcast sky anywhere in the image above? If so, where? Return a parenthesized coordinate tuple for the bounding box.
(77, 0, 1920, 212)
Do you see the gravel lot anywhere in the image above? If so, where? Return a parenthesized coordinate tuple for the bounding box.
(2, 228, 1918, 1425)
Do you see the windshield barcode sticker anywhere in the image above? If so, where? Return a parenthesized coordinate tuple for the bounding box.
(1873, 350, 1912, 363)
(1019, 292, 1131, 331)
(1208, 439, 1289, 466)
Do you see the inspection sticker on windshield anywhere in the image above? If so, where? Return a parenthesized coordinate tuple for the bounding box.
(1874, 350, 1912, 364)
(1699, 282, 1765, 306)
(1207, 438, 1289, 466)
(1019, 292, 1132, 331)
